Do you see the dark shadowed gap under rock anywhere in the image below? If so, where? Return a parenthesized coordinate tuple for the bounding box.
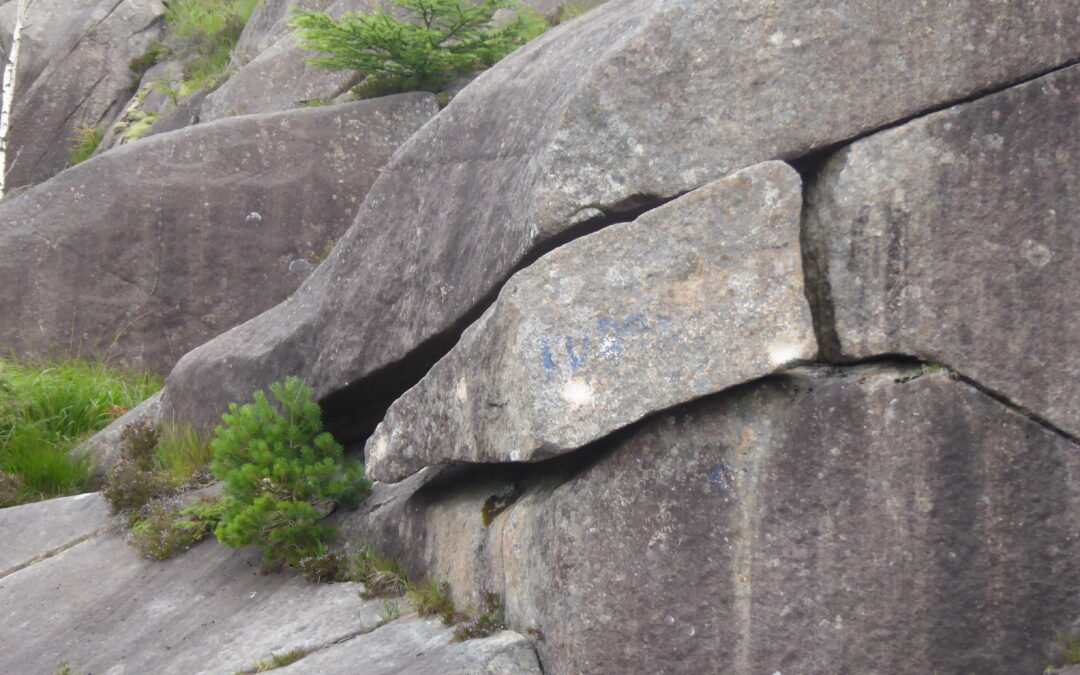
(320, 193, 680, 451)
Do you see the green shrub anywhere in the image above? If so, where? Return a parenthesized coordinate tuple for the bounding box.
(210, 377, 370, 570)
(67, 125, 104, 166)
(292, 0, 547, 93)
(0, 356, 161, 505)
(408, 579, 456, 624)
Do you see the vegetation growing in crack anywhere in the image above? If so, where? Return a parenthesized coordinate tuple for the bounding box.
(234, 646, 311, 673)
(67, 124, 104, 166)
(1049, 630, 1080, 669)
(210, 377, 371, 572)
(129, 0, 260, 100)
(0, 355, 161, 507)
(292, 0, 548, 96)
(102, 417, 221, 559)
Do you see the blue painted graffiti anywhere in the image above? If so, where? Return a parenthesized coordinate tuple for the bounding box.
(538, 313, 675, 379)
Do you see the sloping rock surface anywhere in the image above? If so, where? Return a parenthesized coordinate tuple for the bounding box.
(353, 364, 1080, 674)
(162, 0, 1080, 432)
(0, 94, 437, 373)
(275, 621, 541, 674)
(0, 0, 166, 188)
(366, 161, 814, 481)
(0, 493, 111, 579)
(0, 497, 384, 674)
(805, 64, 1080, 437)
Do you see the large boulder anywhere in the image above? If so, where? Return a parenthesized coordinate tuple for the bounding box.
(351, 364, 1080, 674)
(804, 64, 1080, 437)
(161, 0, 1079, 433)
(366, 161, 815, 481)
(0, 0, 166, 189)
(0, 94, 437, 373)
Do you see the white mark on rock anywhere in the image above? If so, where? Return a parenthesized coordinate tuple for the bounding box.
(767, 341, 803, 367)
(288, 259, 313, 275)
(1021, 239, 1052, 267)
(456, 377, 468, 403)
(561, 379, 593, 406)
(245, 212, 262, 222)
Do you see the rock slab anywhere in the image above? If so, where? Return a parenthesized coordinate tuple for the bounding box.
(805, 64, 1080, 437)
(0, 493, 112, 579)
(275, 620, 541, 674)
(162, 0, 1080, 432)
(0, 529, 382, 675)
(0, 94, 437, 373)
(356, 365, 1080, 674)
(367, 161, 814, 481)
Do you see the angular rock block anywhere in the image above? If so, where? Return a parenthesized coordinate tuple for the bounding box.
(0, 0, 166, 188)
(162, 0, 1079, 431)
(356, 365, 1080, 674)
(0, 94, 437, 372)
(805, 65, 1080, 436)
(366, 161, 814, 481)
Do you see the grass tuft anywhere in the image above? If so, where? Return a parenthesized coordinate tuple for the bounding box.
(67, 125, 104, 166)
(0, 355, 162, 506)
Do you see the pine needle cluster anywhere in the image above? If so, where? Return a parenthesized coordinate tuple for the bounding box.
(210, 377, 370, 569)
(291, 0, 545, 92)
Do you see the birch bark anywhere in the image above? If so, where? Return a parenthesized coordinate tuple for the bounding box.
(0, 0, 29, 198)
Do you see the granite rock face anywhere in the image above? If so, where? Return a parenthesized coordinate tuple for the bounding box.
(366, 161, 814, 482)
(355, 365, 1080, 674)
(161, 0, 1080, 432)
(805, 64, 1080, 438)
(0, 0, 166, 188)
(0, 94, 437, 372)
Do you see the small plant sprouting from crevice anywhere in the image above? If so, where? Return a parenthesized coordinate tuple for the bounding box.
(451, 591, 505, 642)
(128, 497, 226, 560)
(67, 125, 104, 166)
(1051, 630, 1080, 668)
(353, 542, 411, 598)
(234, 646, 312, 674)
(481, 480, 525, 526)
(408, 579, 456, 625)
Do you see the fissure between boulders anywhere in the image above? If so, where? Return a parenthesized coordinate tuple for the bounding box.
(320, 195, 677, 449)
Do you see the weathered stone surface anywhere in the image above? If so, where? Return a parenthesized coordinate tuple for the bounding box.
(0, 493, 112, 579)
(231, 0, 334, 66)
(366, 161, 814, 482)
(162, 0, 1080, 433)
(0, 94, 437, 373)
(0, 0, 166, 188)
(0, 532, 382, 674)
(352, 364, 1080, 673)
(199, 0, 377, 122)
(805, 65, 1080, 438)
(274, 620, 542, 674)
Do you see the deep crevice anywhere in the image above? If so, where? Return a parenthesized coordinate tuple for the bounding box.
(320, 194, 678, 448)
(781, 56, 1080, 168)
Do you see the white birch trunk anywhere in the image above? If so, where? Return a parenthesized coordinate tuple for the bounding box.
(0, 0, 29, 199)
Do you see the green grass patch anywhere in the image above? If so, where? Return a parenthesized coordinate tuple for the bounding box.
(0, 356, 162, 506)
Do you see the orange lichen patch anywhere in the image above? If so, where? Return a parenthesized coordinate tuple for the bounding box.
(104, 405, 129, 420)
